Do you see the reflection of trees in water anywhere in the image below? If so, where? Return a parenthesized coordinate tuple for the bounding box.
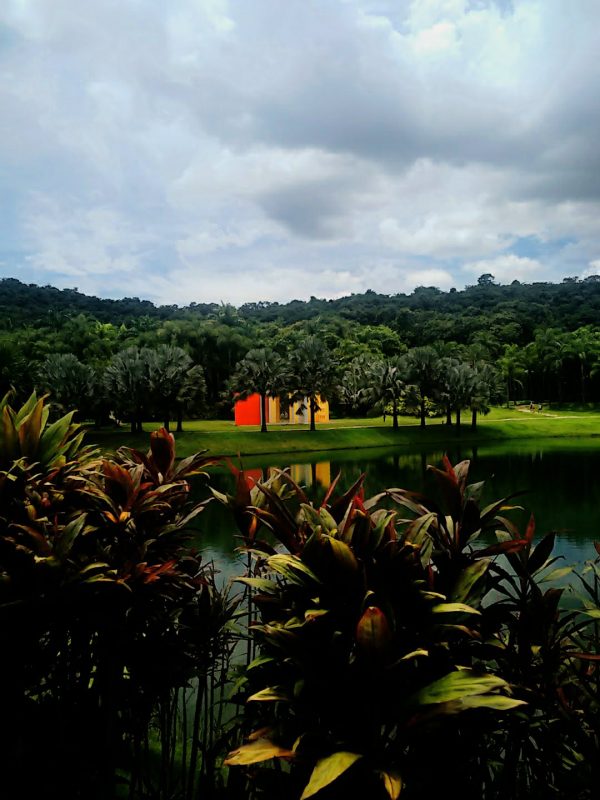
(195, 448, 600, 570)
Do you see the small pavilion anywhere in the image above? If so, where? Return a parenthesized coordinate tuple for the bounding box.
(234, 394, 329, 426)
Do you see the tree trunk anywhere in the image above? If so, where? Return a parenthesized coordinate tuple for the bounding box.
(471, 408, 477, 430)
(260, 393, 267, 433)
(420, 396, 426, 428)
(456, 406, 461, 431)
(446, 404, 452, 425)
(176, 408, 183, 433)
(392, 400, 398, 430)
(130, 419, 136, 434)
(310, 398, 316, 432)
(164, 415, 170, 431)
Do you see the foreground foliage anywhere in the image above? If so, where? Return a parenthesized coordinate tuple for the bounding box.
(2, 390, 600, 798)
(0, 392, 232, 799)
(219, 458, 600, 799)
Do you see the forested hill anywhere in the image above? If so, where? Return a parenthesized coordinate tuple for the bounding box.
(5, 274, 600, 411)
(3, 275, 600, 344)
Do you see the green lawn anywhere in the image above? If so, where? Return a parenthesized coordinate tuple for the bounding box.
(86, 405, 600, 459)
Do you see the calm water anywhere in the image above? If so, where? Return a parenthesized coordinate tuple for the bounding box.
(192, 440, 600, 584)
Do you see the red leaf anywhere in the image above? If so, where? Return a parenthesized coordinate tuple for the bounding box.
(525, 514, 535, 544)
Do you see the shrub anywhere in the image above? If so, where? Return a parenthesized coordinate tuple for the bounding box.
(0, 392, 233, 799)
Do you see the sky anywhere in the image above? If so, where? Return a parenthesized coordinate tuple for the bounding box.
(2, 0, 600, 306)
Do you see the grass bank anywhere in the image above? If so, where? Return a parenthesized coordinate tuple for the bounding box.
(87, 406, 600, 459)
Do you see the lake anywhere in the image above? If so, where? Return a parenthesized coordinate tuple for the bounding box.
(193, 439, 600, 584)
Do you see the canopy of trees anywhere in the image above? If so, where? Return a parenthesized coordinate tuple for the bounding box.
(4, 276, 600, 421)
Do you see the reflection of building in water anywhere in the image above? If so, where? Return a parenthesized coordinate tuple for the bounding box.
(290, 461, 331, 489)
(234, 394, 329, 426)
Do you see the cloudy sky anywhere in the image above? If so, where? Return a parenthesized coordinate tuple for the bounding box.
(2, 0, 600, 305)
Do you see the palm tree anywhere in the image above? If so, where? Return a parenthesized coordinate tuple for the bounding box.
(567, 327, 600, 404)
(104, 346, 152, 433)
(498, 344, 525, 407)
(229, 348, 286, 433)
(445, 362, 476, 431)
(36, 352, 96, 420)
(365, 357, 407, 429)
(534, 328, 567, 404)
(469, 363, 502, 430)
(404, 346, 441, 428)
(147, 345, 199, 431)
(175, 365, 206, 432)
(338, 354, 372, 416)
(437, 357, 460, 425)
(288, 337, 338, 431)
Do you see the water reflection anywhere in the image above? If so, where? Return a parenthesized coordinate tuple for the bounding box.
(192, 442, 600, 578)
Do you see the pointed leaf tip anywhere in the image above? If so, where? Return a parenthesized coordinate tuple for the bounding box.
(300, 752, 363, 799)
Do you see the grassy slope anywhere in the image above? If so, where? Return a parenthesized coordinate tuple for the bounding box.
(87, 406, 600, 459)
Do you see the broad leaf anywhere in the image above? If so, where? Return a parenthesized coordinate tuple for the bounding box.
(380, 770, 403, 799)
(224, 737, 294, 765)
(300, 752, 363, 799)
(411, 670, 509, 705)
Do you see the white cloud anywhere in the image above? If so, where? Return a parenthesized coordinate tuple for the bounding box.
(2, 1, 600, 303)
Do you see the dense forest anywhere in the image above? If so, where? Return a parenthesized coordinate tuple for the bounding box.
(3, 275, 600, 423)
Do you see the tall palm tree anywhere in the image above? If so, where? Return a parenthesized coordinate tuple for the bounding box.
(567, 326, 600, 404)
(36, 352, 96, 420)
(104, 346, 152, 433)
(175, 365, 206, 432)
(365, 357, 408, 429)
(469, 363, 502, 430)
(437, 356, 460, 425)
(338, 354, 372, 416)
(445, 362, 476, 431)
(498, 344, 525, 407)
(288, 337, 338, 431)
(404, 346, 441, 428)
(147, 345, 198, 431)
(229, 348, 286, 433)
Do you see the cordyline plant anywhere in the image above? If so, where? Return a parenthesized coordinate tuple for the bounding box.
(218, 457, 600, 799)
(214, 459, 525, 798)
(0, 392, 232, 800)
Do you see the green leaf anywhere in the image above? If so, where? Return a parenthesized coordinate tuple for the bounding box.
(55, 514, 87, 559)
(38, 411, 75, 465)
(423, 695, 526, 717)
(400, 648, 429, 660)
(235, 577, 279, 594)
(0, 405, 18, 463)
(13, 391, 38, 426)
(300, 752, 363, 799)
(431, 603, 481, 615)
(581, 609, 600, 620)
(247, 655, 275, 670)
(540, 566, 572, 583)
(450, 559, 490, 603)
(18, 397, 45, 458)
(247, 686, 288, 702)
(411, 670, 509, 705)
(224, 737, 294, 765)
(267, 554, 321, 585)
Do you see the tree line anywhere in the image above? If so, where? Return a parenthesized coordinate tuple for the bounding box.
(230, 342, 502, 431)
(4, 277, 600, 418)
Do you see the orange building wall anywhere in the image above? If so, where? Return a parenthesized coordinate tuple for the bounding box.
(234, 394, 265, 426)
(234, 393, 329, 426)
